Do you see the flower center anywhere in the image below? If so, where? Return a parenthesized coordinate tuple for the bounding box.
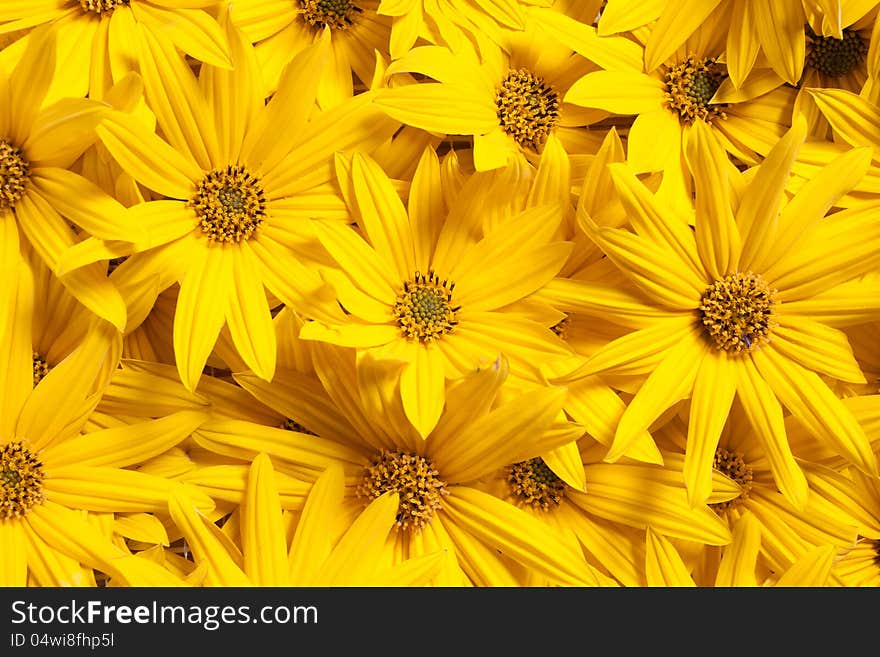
(393, 271, 459, 343)
(806, 28, 868, 78)
(32, 352, 49, 387)
(280, 417, 316, 435)
(356, 449, 448, 531)
(298, 0, 363, 31)
(550, 315, 571, 340)
(0, 138, 29, 211)
(699, 272, 776, 353)
(79, 0, 130, 15)
(0, 441, 46, 519)
(710, 447, 753, 514)
(506, 457, 565, 512)
(495, 68, 560, 152)
(664, 56, 727, 125)
(190, 165, 266, 243)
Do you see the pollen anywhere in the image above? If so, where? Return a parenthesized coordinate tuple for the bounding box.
(0, 441, 46, 519)
(506, 457, 565, 512)
(699, 272, 776, 354)
(79, 0, 130, 15)
(356, 449, 448, 531)
(299, 0, 363, 31)
(32, 352, 49, 387)
(495, 68, 560, 152)
(190, 165, 266, 244)
(0, 139, 29, 211)
(806, 28, 868, 78)
(710, 447, 753, 514)
(664, 56, 727, 125)
(394, 270, 459, 343)
(280, 418, 316, 436)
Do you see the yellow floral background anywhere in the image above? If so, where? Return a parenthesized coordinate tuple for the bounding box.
(1, 0, 879, 587)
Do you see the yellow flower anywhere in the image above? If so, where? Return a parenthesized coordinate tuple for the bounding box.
(0, 253, 210, 586)
(81, 17, 398, 391)
(373, 18, 634, 170)
(556, 117, 880, 510)
(0, 26, 145, 333)
(229, 0, 391, 107)
(188, 344, 602, 586)
(169, 455, 447, 586)
(300, 150, 576, 436)
(0, 0, 231, 99)
(831, 538, 880, 586)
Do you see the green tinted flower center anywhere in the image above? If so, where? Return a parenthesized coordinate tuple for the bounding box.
(0, 441, 45, 519)
(190, 165, 266, 243)
(394, 271, 459, 343)
(79, 0, 130, 15)
(496, 68, 560, 152)
(0, 139, 29, 211)
(665, 56, 727, 124)
(699, 272, 776, 353)
(507, 457, 565, 512)
(710, 447, 753, 514)
(299, 0, 363, 31)
(807, 28, 868, 77)
(357, 450, 448, 531)
(32, 352, 49, 387)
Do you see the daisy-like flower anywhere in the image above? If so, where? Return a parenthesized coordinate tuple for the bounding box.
(82, 16, 399, 392)
(478, 439, 733, 587)
(564, 15, 797, 215)
(300, 149, 576, 436)
(170, 455, 446, 586)
(0, 26, 145, 334)
(0, 253, 210, 586)
(229, 0, 391, 107)
(650, 409, 861, 580)
(0, 0, 230, 100)
(372, 18, 638, 171)
(189, 344, 603, 586)
(597, 0, 873, 87)
(555, 117, 880, 510)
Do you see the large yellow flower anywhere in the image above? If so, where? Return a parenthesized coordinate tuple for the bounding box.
(0, 253, 209, 586)
(373, 18, 638, 170)
(82, 17, 398, 391)
(300, 149, 576, 436)
(170, 455, 446, 586)
(556, 117, 880, 510)
(0, 26, 143, 334)
(189, 344, 603, 586)
(0, 0, 230, 99)
(230, 0, 391, 107)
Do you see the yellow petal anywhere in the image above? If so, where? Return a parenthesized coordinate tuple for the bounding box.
(288, 463, 345, 585)
(0, 247, 31, 437)
(774, 545, 836, 586)
(771, 317, 866, 384)
(0, 519, 27, 586)
(752, 0, 805, 84)
(400, 342, 446, 439)
(241, 454, 289, 586)
(645, 526, 696, 586)
(8, 25, 55, 143)
(531, 9, 644, 71)
(715, 511, 761, 586)
(644, 0, 722, 72)
(226, 245, 276, 381)
(373, 83, 498, 134)
(564, 70, 666, 114)
(725, 0, 760, 88)
(443, 487, 600, 585)
(132, 3, 232, 69)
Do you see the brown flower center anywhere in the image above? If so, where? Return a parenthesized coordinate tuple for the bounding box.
(807, 28, 868, 78)
(393, 271, 459, 343)
(32, 352, 49, 387)
(190, 165, 266, 243)
(496, 68, 560, 152)
(0, 138, 29, 211)
(0, 441, 45, 519)
(699, 272, 776, 353)
(79, 0, 130, 15)
(664, 56, 727, 124)
(299, 0, 363, 31)
(710, 447, 754, 514)
(507, 457, 565, 512)
(356, 450, 448, 531)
